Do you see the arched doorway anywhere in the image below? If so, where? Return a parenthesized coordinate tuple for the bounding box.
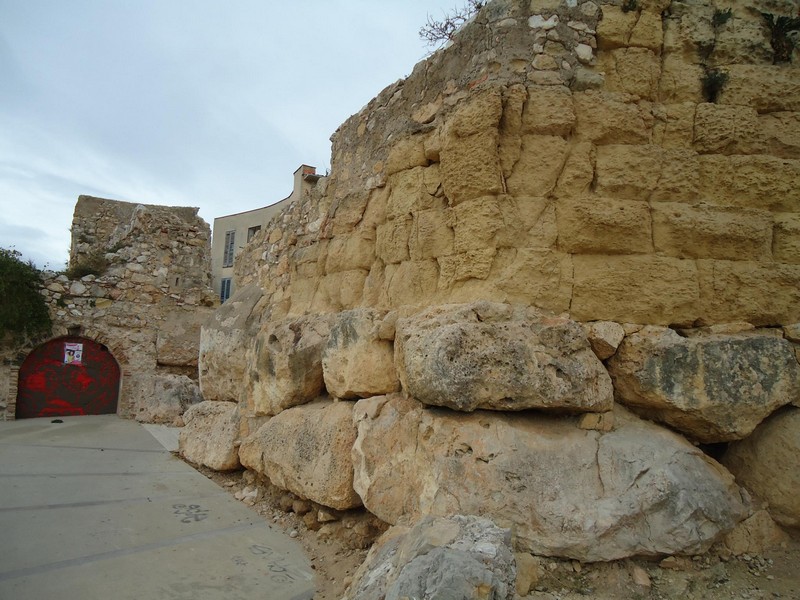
(16, 337, 120, 418)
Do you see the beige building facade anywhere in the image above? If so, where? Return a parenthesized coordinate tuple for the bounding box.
(211, 165, 324, 302)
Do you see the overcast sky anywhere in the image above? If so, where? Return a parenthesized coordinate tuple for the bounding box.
(0, 0, 458, 269)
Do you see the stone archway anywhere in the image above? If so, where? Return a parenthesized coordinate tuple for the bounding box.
(16, 336, 121, 418)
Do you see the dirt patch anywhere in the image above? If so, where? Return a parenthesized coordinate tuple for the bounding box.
(189, 463, 800, 600)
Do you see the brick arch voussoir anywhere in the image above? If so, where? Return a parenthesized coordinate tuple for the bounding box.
(80, 328, 129, 369)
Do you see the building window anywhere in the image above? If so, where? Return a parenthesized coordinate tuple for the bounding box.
(223, 230, 236, 267)
(220, 278, 232, 303)
(247, 225, 261, 242)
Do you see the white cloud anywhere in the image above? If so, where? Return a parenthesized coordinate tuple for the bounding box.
(0, 0, 459, 268)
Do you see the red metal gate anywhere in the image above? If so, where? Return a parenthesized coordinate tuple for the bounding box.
(16, 337, 120, 418)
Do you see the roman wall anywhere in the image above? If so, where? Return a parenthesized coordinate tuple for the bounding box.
(186, 0, 800, 571)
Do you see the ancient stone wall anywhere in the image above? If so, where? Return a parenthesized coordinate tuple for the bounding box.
(235, 0, 799, 327)
(1, 196, 216, 422)
(191, 0, 800, 570)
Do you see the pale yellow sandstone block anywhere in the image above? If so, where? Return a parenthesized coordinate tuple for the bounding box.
(556, 196, 653, 255)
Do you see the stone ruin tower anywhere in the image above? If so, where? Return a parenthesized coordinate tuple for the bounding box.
(183, 0, 799, 585)
(3, 196, 216, 422)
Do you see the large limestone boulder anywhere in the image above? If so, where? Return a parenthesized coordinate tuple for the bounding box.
(608, 328, 800, 442)
(394, 302, 613, 413)
(346, 515, 515, 600)
(239, 399, 361, 510)
(246, 314, 331, 416)
(352, 394, 748, 562)
(722, 408, 800, 528)
(157, 310, 209, 367)
(199, 283, 264, 403)
(718, 510, 790, 558)
(179, 401, 240, 471)
(130, 374, 202, 424)
(322, 308, 400, 399)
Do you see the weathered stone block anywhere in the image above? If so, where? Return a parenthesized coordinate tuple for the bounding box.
(555, 142, 594, 197)
(521, 85, 575, 136)
(345, 516, 515, 600)
(719, 510, 790, 557)
(384, 260, 439, 308)
(452, 196, 503, 253)
(199, 283, 263, 403)
(496, 248, 572, 312)
(572, 255, 699, 325)
(697, 260, 800, 326)
(447, 87, 503, 137)
(651, 148, 701, 202)
(440, 129, 504, 205)
(719, 64, 800, 112)
(329, 192, 370, 236)
(595, 144, 661, 199)
(712, 10, 773, 64)
(556, 196, 652, 255)
(352, 395, 747, 561)
(322, 308, 400, 399)
(324, 232, 375, 273)
(409, 208, 454, 260)
(318, 269, 368, 311)
(723, 408, 800, 528)
(506, 135, 569, 196)
(773, 213, 800, 264)
(131, 374, 202, 424)
(385, 136, 427, 176)
(376, 216, 411, 264)
(761, 111, 800, 159)
(498, 196, 559, 249)
(156, 330, 201, 368)
(609, 327, 800, 442)
(599, 48, 661, 100)
(395, 302, 612, 413)
(658, 57, 704, 104)
(699, 155, 800, 212)
(247, 314, 331, 416)
(656, 102, 697, 148)
(629, 10, 664, 51)
(574, 91, 651, 144)
(240, 399, 361, 510)
(179, 401, 240, 471)
(386, 167, 440, 220)
(693, 103, 765, 155)
(437, 249, 496, 287)
(652, 203, 772, 260)
(596, 6, 638, 50)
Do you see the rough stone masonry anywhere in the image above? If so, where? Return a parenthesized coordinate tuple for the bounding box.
(1, 196, 216, 422)
(184, 0, 799, 594)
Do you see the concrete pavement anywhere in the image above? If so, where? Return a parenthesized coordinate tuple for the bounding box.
(0, 415, 315, 600)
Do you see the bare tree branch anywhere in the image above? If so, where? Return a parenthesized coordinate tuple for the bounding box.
(419, 1, 484, 47)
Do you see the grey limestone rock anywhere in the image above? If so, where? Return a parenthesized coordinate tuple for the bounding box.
(346, 515, 515, 600)
(608, 327, 800, 442)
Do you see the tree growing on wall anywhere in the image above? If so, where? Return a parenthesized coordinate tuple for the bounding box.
(0, 248, 52, 344)
(419, 0, 484, 47)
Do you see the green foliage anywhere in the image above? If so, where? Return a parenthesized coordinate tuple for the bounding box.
(0, 248, 52, 343)
(621, 0, 639, 13)
(712, 8, 732, 29)
(65, 251, 108, 279)
(701, 68, 729, 103)
(761, 12, 800, 63)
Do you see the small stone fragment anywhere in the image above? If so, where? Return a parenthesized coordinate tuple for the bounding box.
(631, 565, 651, 587)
